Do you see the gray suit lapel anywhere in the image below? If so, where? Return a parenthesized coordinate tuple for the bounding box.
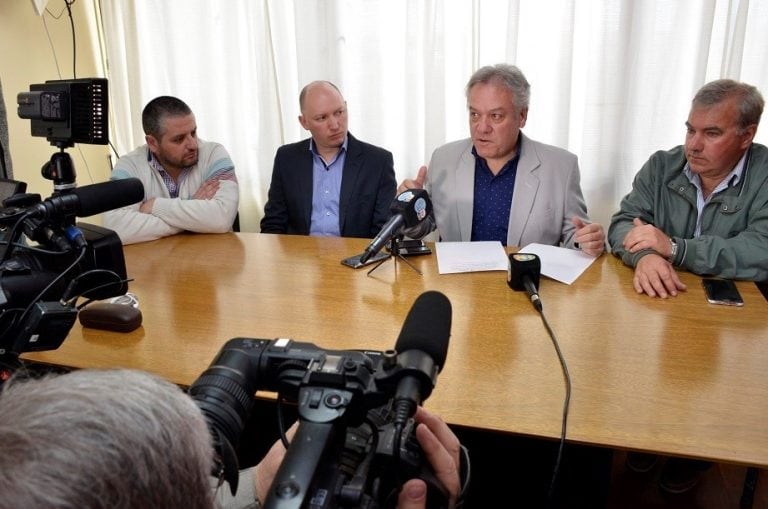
(507, 134, 541, 247)
(457, 145, 476, 241)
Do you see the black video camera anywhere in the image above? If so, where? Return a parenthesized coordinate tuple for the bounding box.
(0, 78, 135, 370)
(189, 292, 454, 509)
(0, 207, 130, 356)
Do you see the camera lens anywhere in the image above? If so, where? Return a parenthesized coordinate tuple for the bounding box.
(189, 348, 258, 454)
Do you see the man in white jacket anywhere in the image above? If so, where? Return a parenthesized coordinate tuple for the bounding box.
(104, 96, 239, 245)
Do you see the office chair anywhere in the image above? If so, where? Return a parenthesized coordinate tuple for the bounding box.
(232, 211, 240, 232)
(0, 178, 28, 257)
(0, 178, 26, 204)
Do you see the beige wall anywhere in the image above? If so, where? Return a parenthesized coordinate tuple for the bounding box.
(0, 0, 109, 208)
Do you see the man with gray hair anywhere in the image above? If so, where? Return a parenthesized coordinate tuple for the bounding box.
(608, 79, 767, 298)
(0, 368, 464, 508)
(105, 96, 239, 245)
(400, 63, 605, 254)
(0, 369, 217, 508)
(608, 78, 767, 493)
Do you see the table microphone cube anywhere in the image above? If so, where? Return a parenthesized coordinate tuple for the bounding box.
(507, 253, 541, 291)
(508, 253, 543, 312)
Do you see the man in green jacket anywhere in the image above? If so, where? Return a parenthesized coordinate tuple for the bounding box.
(609, 78, 767, 495)
(608, 78, 767, 299)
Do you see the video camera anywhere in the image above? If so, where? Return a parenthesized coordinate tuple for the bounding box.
(0, 78, 141, 370)
(190, 291, 456, 509)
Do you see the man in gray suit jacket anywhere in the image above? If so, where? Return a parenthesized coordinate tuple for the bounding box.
(261, 81, 396, 238)
(401, 64, 605, 255)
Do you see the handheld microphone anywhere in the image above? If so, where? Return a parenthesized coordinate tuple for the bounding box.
(359, 189, 432, 264)
(29, 178, 144, 219)
(392, 290, 452, 424)
(508, 253, 543, 312)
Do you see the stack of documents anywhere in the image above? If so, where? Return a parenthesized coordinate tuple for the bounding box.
(434, 242, 597, 284)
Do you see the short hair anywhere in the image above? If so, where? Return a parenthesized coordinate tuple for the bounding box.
(142, 96, 193, 138)
(466, 64, 531, 110)
(298, 80, 343, 111)
(0, 369, 215, 509)
(693, 79, 764, 131)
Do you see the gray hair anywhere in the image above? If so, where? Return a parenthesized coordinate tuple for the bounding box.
(693, 79, 764, 131)
(466, 64, 531, 110)
(0, 369, 215, 509)
(142, 95, 193, 138)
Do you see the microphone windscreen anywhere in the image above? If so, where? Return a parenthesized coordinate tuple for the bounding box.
(389, 188, 432, 228)
(507, 253, 541, 290)
(395, 290, 451, 370)
(74, 178, 144, 217)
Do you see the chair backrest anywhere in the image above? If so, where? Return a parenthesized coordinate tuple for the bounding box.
(232, 211, 240, 232)
(0, 178, 26, 206)
(0, 179, 27, 255)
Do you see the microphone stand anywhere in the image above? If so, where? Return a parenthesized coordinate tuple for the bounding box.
(366, 236, 422, 277)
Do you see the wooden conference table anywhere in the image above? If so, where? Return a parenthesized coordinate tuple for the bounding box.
(23, 232, 768, 469)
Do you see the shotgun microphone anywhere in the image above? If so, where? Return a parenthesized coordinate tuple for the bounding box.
(29, 178, 144, 219)
(391, 290, 451, 424)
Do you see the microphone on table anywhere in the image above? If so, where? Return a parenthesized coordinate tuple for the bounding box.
(390, 290, 451, 425)
(359, 188, 432, 264)
(507, 253, 543, 312)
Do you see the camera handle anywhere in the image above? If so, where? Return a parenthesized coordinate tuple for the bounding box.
(263, 387, 354, 509)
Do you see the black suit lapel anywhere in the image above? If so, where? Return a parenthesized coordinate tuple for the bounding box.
(339, 134, 363, 234)
(296, 140, 315, 232)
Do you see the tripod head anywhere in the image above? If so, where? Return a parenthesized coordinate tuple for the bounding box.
(42, 147, 77, 194)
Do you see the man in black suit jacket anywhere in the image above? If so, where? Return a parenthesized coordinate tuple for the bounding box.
(260, 81, 396, 238)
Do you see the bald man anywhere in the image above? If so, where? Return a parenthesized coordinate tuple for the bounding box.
(260, 81, 396, 238)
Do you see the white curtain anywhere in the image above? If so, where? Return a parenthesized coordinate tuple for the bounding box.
(97, 0, 768, 233)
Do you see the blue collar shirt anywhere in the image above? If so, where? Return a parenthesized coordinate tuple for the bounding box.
(470, 142, 521, 245)
(309, 137, 348, 236)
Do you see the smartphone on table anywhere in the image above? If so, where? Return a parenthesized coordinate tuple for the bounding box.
(340, 251, 390, 269)
(387, 239, 432, 257)
(702, 278, 744, 306)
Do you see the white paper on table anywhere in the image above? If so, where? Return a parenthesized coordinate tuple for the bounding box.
(435, 241, 509, 274)
(517, 243, 598, 284)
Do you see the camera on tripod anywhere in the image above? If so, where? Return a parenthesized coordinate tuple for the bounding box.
(0, 78, 141, 369)
(190, 291, 456, 509)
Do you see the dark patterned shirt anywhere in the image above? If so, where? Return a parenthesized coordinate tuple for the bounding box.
(471, 142, 521, 245)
